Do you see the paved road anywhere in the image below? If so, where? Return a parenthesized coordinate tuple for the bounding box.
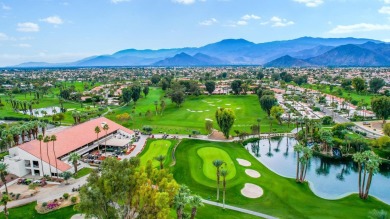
(202, 199, 278, 219)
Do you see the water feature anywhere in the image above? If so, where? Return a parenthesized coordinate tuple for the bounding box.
(247, 137, 390, 204)
(19, 106, 61, 117)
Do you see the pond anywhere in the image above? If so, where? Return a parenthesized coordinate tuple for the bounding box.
(247, 137, 390, 204)
(19, 107, 61, 117)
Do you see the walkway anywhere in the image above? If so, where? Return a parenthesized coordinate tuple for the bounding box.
(202, 199, 278, 219)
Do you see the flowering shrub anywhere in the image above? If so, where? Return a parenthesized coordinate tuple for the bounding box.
(46, 202, 59, 210)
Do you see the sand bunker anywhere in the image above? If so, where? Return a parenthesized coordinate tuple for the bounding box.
(236, 158, 251, 167)
(241, 183, 263, 198)
(245, 169, 261, 178)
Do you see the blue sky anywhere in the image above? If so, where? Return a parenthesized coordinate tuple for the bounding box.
(0, 0, 390, 66)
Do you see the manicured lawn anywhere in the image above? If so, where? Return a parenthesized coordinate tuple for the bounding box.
(0, 202, 77, 219)
(168, 204, 261, 219)
(138, 139, 177, 168)
(197, 147, 236, 181)
(172, 139, 390, 219)
(73, 167, 94, 179)
(107, 88, 293, 135)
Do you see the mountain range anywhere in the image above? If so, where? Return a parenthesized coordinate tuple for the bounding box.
(13, 37, 390, 68)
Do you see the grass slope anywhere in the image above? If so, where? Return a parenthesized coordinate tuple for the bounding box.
(172, 139, 390, 219)
(0, 202, 77, 219)
(107, 88, 293, 135)
(138, 139, 177, 168)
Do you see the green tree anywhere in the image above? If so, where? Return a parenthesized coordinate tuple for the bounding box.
(371, 96, 390, 126)
(169, 85, 186, 107)
(205, 120, 213, 134)
(212, 160, 224, 201)
(61, 171, 72, 185)
(260, 95, 277, 117)
(205, 81, 216, 95)
(94, 126, 101, 153)
(369, 77, 386, 94)
(231, 80, 242, 95)
(154, 155, 166, 170)
(174, 185, 191, 219)
(352, 77, 366, 93)
(220, 169, 228, 209)
(319, 129, 333, 153)
(0, 163, 9, 194)
(68, 152, 81, 173)
(368, 209, 388, 219)
(189, 195, 203, 219)
(384, 123, 390, 136)
(143, 86, 149, 97)
(270, 105, 284, 124)
(294, 145, 313, 183)
(151, 74, 161, 85)
(353, 151, 381, 199)
(131, 84, 142, 105)
(121, 88, 132, 105)
(0, 194, 11, 219)
(215, 108, 236, 139)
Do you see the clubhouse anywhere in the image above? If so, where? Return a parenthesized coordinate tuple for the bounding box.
(4, 117, 134, 177)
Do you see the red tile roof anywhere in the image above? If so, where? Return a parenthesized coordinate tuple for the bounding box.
(18, 117, 134, 172)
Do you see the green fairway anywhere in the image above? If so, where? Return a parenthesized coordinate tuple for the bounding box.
(107, 87, 293, 135)
(197, 147, 236, 181)
(139, 139, 176, 167)
(172, 139, 390, 219)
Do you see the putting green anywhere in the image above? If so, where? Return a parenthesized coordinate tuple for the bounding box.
(197, 147, 236, 181)
(140, 140, 172, 167)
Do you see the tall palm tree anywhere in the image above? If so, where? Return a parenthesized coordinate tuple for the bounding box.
(94, 126, 101, 154)
(68, 153, 81, 173)
(51, 135, 59, 179)
(37, 134, 45, 176)
(220, 169, 228, 209)
(102, 124, 109, 156)
(212, 159, 224, 201)
(257, 118, 261, 139)
(0, 163, 9, 194)
(40, 121, 47, 136)
(189, 195, 204, 219)
(174, 185, 190, 219)
(43, 136, 52, 177)
(0, 194, 11, 219)
(154, 100, 158, 115)
(154, 155, 166, 170)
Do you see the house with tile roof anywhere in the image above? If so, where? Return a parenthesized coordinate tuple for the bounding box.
(4, 117, 134, 177)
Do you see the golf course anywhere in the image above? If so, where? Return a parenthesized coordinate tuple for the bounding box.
(168, 139, 390, 219)
(107, 88, 293, 135)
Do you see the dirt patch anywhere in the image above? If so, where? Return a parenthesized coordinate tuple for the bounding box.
(208, 130, 232, 140)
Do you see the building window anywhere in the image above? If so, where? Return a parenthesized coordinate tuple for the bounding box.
(33, 161, 39, 168)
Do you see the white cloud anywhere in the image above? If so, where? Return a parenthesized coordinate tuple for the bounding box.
(0, 33, 9, 40)
(241, 14, 261, 20)
(263, 16, 294, 27)
(17, 22, 40, 32)
(293, 0, 323, 7)
(384, 0, 390, 4)
(379, 6, 390, 14)
(199, 18, 218, 26)
(40, 16, 64, 25)
(173, 0, 196, 4)
(111, 0, 130, 3)
(236, 20, 248, 26)
(1, 3, 11, 10)
(17, 43, 31, 48)
(329, 23, 390, 34)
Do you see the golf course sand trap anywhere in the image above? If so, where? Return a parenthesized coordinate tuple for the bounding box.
(236, 158, 251, 167)
(241, 183, 263, 198)
(245, 169, 261, 178)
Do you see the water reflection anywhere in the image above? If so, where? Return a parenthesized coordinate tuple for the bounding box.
(249, 137, 390, 204)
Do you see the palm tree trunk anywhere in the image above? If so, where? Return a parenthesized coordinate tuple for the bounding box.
(53, 143, 59, 179)
(46, 143, 52, 178)
(303, 161, 309, 182)
(216, 169, 220, 201)
(1, 176, 8, 194)
(364, 172, 373, 199)
(299, 162, 305, 182)
(190, 207, 197, 219)
(358, 165, 362, 198)
(39, 142, 45, 176)
(73, 161, 78, 173)
(3, 203, 8, 219)
(177, 208, 183, 219)
(361, 169, 367, 198)
(296, 152, 300, 182)
(223, 180, 226, 209)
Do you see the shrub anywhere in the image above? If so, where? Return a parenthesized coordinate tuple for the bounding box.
(42, 202, 47, 207)
(16, 193, 20, 200)
(71, 196, 77, 204)
(47, 202, 59, 210)
(63, 193, 69, 200)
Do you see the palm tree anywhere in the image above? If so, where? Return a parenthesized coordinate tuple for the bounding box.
(94, 126, 101, 154)
(37, 134, 45, 176)
(174, 185, 190, 219)
(44, 136, 52, 177)
(0, 163, 9, 194)
(51, 135, 59, 179)
(154, 155, 166, 170)
(189, 195, 204, 219)
(212, 159, 224, 201)
(102, 124, 109, 156)
(257, 118, 261, 138)
(0, 194, 11, 219)
(68, 153, 81, 173)
(220, 169, 228, 209)
(40, 121, 47, 136)
(154, 100, 159, 115)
